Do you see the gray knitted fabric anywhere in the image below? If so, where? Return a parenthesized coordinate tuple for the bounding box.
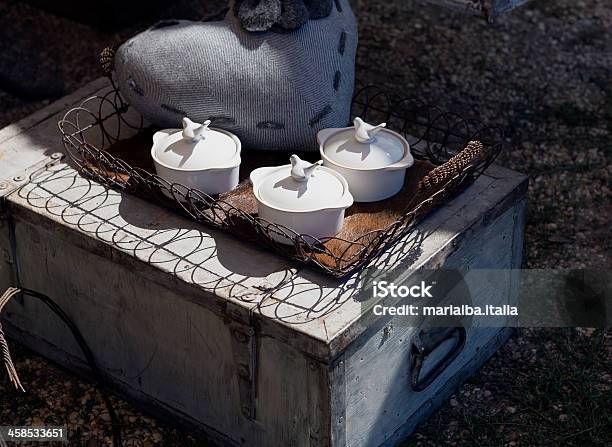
(114, 0, 357, 151)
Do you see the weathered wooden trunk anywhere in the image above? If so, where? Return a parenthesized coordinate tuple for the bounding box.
(0, 80, 527, 446)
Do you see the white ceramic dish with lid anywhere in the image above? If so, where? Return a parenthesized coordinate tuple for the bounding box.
(317, 117, 414, 202)
(250, 155, 354, 244)
(151, 117, 241, 195)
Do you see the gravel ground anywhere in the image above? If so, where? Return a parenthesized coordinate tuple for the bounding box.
(1, 0, 611, 445)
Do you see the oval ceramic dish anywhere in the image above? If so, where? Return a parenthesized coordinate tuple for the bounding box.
(151, 118, 241, 196)
(250, 155, 354, 244)
(318, 117, 414, 202)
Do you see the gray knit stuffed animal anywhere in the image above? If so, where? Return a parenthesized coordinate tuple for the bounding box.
(113, 0, 357, 151)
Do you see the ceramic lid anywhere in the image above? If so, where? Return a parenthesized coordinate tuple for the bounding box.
(318, 117, 413, 170)
(151, 118, 241, 171)
(250, 155, 353, 212)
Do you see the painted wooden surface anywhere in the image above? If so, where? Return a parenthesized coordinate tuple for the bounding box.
(1, 164, 526, 446)
(338, 201, 526, 446)
(2, 160, 526, 359)
(379, 327, 514, 447)
(0, 79, 528, 446)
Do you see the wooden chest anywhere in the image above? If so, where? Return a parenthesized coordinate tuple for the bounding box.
(0, 79, 527, 446)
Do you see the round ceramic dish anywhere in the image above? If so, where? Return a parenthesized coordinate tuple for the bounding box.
(317, 117, 414, 202)
(250, 155, 354, 244)
(151, 118, 241, 196)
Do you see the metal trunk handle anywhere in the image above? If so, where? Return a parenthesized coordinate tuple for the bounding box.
(410, 325, 466, 392)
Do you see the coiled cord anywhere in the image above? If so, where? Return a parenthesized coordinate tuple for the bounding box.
(0, 287, 122, 447)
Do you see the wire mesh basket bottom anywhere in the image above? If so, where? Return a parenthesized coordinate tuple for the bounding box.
(59, 82, 503, 278)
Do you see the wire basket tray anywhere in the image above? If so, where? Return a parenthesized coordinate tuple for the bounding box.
(59, 76, 502, 278)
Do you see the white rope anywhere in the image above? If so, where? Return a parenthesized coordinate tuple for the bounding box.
(0, 287, 25, 392)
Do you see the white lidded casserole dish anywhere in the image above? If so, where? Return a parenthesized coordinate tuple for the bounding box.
(250, 155, 354, 244)
(151, 117, 241, 196)
(318, 117, 414, 202)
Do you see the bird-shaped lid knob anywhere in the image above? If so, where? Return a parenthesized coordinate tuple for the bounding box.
(290, 155, 323, 182)
(353, 117, 386, 143)
(182, 117, 211, 142)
